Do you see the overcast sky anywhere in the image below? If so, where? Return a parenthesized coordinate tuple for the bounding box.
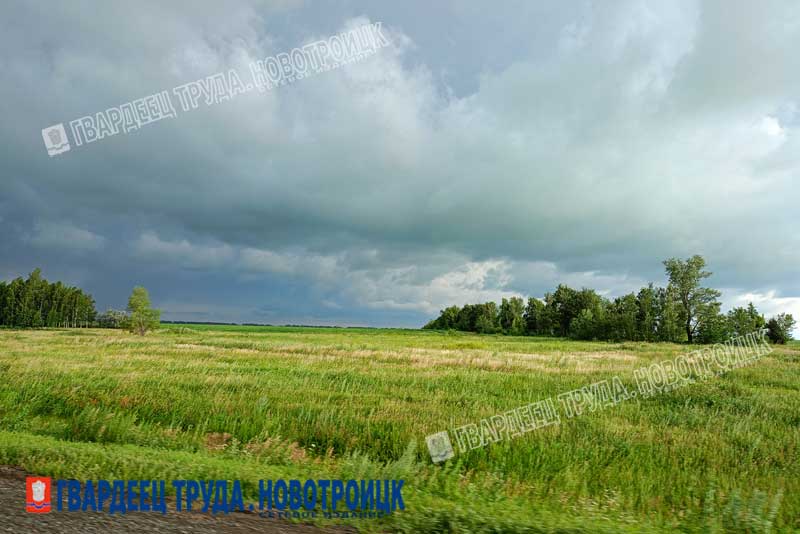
(1, 0, 798, 328)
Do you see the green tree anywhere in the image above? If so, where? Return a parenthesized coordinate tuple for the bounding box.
(125, 286, 161, 335)
(0, 280, 17, 326)
(726, 303, 765, 337)
(423, 305, 461, 330)
(499, 297, 525, 334)
(474, 302, 499, 334)
(607, 293, 639, 341)
(655, 285, 682, 342)
(636, 284, 659, 341)
(546, 285, 579, 337)
(663, 255, 721, 343)
(695, 309, 730, 344)
(569, 307, 604, 340)
(766, 314, 796, 344)
(523, 297, 545, 335)
(439, 305, 461, 329)
(455, 303, 479, 332)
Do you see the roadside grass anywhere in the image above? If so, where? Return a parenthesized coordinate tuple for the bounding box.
(0, 326, 797, 532)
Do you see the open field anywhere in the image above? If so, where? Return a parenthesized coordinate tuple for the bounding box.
(0, 325, 798, 532)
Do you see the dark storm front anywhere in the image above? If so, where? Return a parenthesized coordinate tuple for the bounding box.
(51, 478, 405, 517)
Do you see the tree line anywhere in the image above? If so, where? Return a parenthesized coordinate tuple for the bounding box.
(0, 269, 96, 328)
(424, 256, 796, 344)
(0, 269, 161, 336)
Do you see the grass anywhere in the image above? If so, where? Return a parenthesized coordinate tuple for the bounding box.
(0, 325, 798, 532)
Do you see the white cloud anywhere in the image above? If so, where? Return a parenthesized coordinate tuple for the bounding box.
(760, 116, 785, 138)
(342, 260, 520, 314)
(239, 247, 341, 281)
(28, 221, 105, 252)
(726, 290, 800, 335)
(134, 232, 235, 269)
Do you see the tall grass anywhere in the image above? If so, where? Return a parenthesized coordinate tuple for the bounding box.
(0, 326, 797, 532)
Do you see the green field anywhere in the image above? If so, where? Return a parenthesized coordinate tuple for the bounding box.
(0, 325, 798, 532)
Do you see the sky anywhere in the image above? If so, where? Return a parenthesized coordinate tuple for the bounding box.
(1, 0, 798, 329)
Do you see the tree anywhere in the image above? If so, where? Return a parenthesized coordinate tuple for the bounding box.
(523, 297, 545, 335)
(655, 285, 682, 342)
(439, 305, 461, 329)
(545, 285, 579, 337)
(474, 302, 499, 334)
(499, 297, 525, 334)
(125, 287, 160, 335)
(695, 309, 730, 344)
(766, 314, 796, 344)
(537, 293, 558, 336)
(747, 302, 767, 331)
(726, 303, 765, 337)
(606, 293, 639, 341)
(570, 307, 603, 340)
(663, 255, 721, 343)
(423, 305, 461, 330)
(636, 284, 659, 341)
(455, 304, 479, 332)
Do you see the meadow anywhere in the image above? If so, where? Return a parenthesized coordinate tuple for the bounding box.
(0, 325, 798, 532)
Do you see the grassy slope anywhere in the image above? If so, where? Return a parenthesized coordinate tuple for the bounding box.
(0, 326, 797, 532)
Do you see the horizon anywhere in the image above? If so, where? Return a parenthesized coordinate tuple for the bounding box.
(1, 261, 795, 335)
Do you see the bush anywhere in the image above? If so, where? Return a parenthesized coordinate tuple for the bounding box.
(96, 309, 128, 328)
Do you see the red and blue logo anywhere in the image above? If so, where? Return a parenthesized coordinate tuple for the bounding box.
(26, 477, 51, 513)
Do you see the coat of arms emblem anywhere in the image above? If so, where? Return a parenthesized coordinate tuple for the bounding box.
(26, 477, 51, 513)
(41, 123, 71, 156)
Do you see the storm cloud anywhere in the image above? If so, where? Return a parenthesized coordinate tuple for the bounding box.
(1, 0, 798, 327)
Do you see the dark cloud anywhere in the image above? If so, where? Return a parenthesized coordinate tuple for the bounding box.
(1, 0, 798, 328)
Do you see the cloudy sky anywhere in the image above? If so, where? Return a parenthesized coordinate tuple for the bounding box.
(1, 0, 798, 328)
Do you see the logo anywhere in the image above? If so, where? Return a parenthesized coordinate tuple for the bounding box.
(26, 477, 51, 513)
(41, 123, 71, 156)
(425, 431, 454, 463)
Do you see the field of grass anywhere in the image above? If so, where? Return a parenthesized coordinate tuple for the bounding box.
(0, 325, 798, 532)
